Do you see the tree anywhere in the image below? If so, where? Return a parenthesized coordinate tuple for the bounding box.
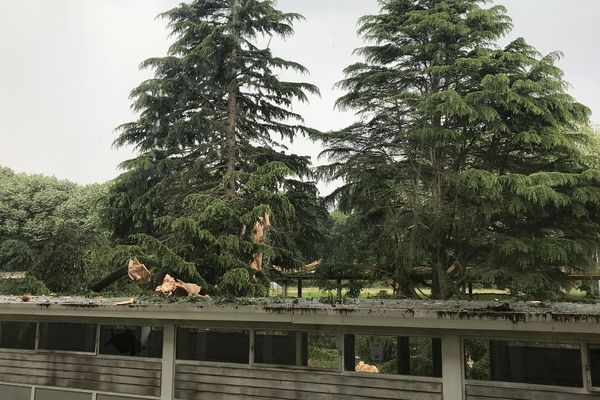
(106, 0, 326, 288)
(0, 167, 112, 293)
(318, 0, 600, 299)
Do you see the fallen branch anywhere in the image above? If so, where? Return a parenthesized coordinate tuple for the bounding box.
(155, 274, 203, 297)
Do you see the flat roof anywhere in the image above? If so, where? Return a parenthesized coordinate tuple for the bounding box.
(0, 296, 599, 336)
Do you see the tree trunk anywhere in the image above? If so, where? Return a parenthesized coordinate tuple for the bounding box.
(224, 1, 240, 198)
(89, 264, 128, 292)
(225, 77, 238, 197)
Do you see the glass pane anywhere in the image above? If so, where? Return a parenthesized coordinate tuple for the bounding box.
(255, 331, 338, 370)
(0, 321, 36, 350)
(464, 339, 582, 387)
(588, 344, 600, 387)
(38, 322, 96, 352)
(347, 335, 440, 377)
(99, 325, 163, 358)
(176, 328, 249, 364)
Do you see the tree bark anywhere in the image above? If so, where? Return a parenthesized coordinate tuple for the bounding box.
(224, 1, 240, 198)
(89, 264, 128, 292)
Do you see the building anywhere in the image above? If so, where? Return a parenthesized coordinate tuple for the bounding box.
(0, 296, 599, 400)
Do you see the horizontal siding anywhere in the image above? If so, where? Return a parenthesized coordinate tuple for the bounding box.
(0, 351, 161, 397)
(466, 384, 600, 400)
(175, 363, 442, 400)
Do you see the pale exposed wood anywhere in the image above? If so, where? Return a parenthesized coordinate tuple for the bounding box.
(113, 299, 134, 306)
(127, 258, 150, 283)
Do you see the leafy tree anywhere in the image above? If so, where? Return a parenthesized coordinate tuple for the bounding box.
(318, 0, 600, 299)
(0, 167, 112, 292)
(106, 0, 326, 288)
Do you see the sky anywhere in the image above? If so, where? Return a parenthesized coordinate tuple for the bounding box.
(1, 0, 599, 195)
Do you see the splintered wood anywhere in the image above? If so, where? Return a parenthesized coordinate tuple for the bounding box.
(355, 361, 379, 373)
(155, 274, 201, 297)
(250, 213, 271, 273)
(128, 258, 151, 283)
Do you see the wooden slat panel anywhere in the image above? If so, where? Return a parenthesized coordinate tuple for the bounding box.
(175, 373, 440, 400)
(1, 375, 159, 397)
(175, 364, 442, 400)
(466, 384, 598, 400)
(0, 358, 160, 378)
(0, 366, 160, 386)
(0, 352, 160, 370)
(176, 363, 442, 393)
(0, 350, 161, 397)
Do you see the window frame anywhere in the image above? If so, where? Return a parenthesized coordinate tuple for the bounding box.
(0, 320, 38, 353)
(341, 331, 443, 381)
(253, 328, 342, 372)
(36, 321, 98, 355)
(96, 323, 165, 361)
(462, 335, 590, 394)
(175, 325, 252, 366)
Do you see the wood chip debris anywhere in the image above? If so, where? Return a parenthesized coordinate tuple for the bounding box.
(128, 258, 151, 283)
(113, 298, 135, 306)
(155, 274, 203, 297)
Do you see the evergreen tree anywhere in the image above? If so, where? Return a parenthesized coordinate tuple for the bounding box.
(107, 0, 326, 288)
(318, 0, 600, 299)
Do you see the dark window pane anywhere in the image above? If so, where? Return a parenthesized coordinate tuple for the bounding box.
(0, 321, 36, 350)
(588, 345, 600, 387)
(255, 331, 338, 370)
(38, 322, 96, 352)
(99, 325, 163, 358)
(464, 339, 582, 388)
(177, 328, 248, 364)
(346, 335, 440, 377)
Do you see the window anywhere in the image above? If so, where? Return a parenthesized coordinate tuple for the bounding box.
(99, 325, 163, 358)
(588, 344, 600, 388)
(38, 322, 96, 353)
(0, 321, 36, 350)
(177, 328, 249, 364)
(255, 330, 339, 370)
(344, 334, 441, 377)
(464, 339, 583, 388)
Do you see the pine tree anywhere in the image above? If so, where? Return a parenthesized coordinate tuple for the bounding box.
(318, 0, 600, 299)
(107, 0, 326, 288)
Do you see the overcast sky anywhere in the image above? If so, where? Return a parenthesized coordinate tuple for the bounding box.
(1, 0, 599, 194)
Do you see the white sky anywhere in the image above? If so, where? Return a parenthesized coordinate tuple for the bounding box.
(1, 0, 599, 195)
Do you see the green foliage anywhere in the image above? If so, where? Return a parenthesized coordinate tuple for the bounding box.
(318, 0, 600, 299)
(106, 0, 327, 290)
(219, 268, 254, 297)
(0, 275, 50, 296)
(0, 167, 113, 293)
